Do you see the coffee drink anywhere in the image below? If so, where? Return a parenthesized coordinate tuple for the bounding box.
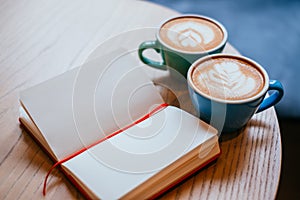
(139, 15, 228, 77)
(191, 56, 265, 101)
(188, 54, 283, 132)
(159, 16, 224, 53)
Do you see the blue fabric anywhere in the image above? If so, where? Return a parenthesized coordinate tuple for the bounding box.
(148, 0, 300, 118)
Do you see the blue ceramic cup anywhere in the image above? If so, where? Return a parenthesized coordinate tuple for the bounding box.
(187, 54, 284, 133)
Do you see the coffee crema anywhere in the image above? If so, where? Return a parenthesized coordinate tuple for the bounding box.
(159, 16, 224, 52)
(192, 57, 265, 101)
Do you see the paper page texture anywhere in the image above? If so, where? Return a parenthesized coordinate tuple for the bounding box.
(62, 106, 217, 199)
(20, 50, 164, 160)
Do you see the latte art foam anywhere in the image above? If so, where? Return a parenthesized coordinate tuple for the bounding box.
(192, 58, 265, 101)
(159, 17, 224, 52)
(168, 22, 214, 47)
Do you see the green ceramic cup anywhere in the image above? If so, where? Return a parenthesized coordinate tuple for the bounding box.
(138, 14, 228, 77)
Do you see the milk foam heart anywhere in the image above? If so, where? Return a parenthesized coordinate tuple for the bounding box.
(192, 57, 265, 101)
(159, 17, 224, 52)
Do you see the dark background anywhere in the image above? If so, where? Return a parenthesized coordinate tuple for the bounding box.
(147, 0, 300, 199)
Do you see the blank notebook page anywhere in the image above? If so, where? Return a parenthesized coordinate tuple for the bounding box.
(62, 106, 218, 199)
(20, 50, 164, 160)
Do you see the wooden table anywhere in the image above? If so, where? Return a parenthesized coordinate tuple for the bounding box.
(0, 0, 281, 199)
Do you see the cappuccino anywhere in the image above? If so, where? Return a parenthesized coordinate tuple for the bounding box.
(191, 56, 265, 101)
(159, 16, 224, 53)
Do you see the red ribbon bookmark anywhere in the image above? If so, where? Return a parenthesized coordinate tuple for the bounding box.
(43, 103, 168, 195)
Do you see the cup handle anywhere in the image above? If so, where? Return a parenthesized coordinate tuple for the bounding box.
(256, 80, 284, 113)
(138, 41, 166, 70)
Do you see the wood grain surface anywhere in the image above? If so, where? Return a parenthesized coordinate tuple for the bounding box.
(0, 0, 281, 199)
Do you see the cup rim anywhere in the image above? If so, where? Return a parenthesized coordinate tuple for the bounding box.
(156, 14, 228, 54)
(187, 53, 270, 104)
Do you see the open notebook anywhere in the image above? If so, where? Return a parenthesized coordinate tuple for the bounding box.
(19, 51, 220, 199)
